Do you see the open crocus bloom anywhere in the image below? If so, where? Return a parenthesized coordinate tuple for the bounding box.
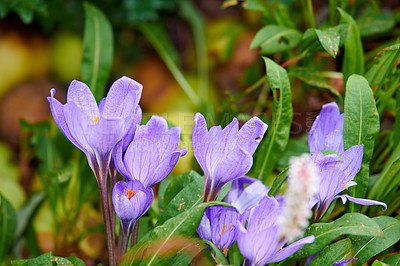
(192, 113, 268, 202)
(309, 148, 386, 221)
(114, 115, 187, 188)
(197, 205, 245, 257)
(47, 76, 142, 181)
(112, 180, 153, 234)
(237, 196, 315, 266)
(308, 102, 386, 221)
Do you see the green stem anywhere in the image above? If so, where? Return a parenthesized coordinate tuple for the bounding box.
(140, 24, 200, 106)
(306, 0, 316, 28)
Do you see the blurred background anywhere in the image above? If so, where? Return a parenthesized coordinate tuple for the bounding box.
(0, 0, 399, 265)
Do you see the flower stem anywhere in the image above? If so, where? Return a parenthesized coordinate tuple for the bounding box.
(306, 0, 316, 28)
(131, 221, 139, 247)
(98, 176, 116, 266)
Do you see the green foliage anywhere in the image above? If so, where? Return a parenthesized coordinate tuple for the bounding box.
(294, 213, 381, 258)
(250, 25, 302, 55)
(309, 238, 353, 266)
(11, 252, 85, 266)
(356, 13, 395, 37)
(344, 75, 380, 211)
(81, 2, 113, 102)
(255, 57, 293, 183)
(352, 216, 400, 265)
(0, 0, 46, 23)
(289, 68, 340, 96)
(338, 8, 365, 84)
(0, 193, 17, 263)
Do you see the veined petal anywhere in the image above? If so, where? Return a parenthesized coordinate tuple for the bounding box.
(63, 101, 93, 154)
(268, 235, 315, 263)
(309, 102, 342, 153)
(338, 145, 364, 183)
(47, 89, 82, 150)
(335, 194, 387, 210)
(197, 213, 211, 242)
(212, 146, 253, 189)
(121, 106, 142, 152)
(236, 117, 268, 155)
(147, 149, 187, 187)
(192, 113, 209, 174)
(103, 76, 142, 118)
(66, 80, 99, 119)
(113, 141, 131, 179)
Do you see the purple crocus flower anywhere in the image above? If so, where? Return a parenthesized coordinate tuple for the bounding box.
(237, 196, 315, 266)
(308, 102, 386, 221)
(112, 180, 153, 253)
(114, 115, 187, 188)
(197, 205, 245, 257)
(48, 76, 142, 181)
(225, 176, 271, 214)
(192, 113, 268, 202)
(308, 102, 344, 154)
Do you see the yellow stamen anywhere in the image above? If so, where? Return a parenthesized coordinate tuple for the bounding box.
(279, 247, 283, 250)
(222, 247, 228, 255)
(221, 224, 226, 237)
(229, 223, 232, 229)
(91, 117, 99, 124)
(125, 188, 136, 200)
(342, 181, 348, 190)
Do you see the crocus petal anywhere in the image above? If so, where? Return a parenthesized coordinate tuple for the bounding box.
(47, 89, 82, 150)
(122, 116, 184, 187)
(192, 113, 209, 174)
(229, 179, 270, 214)
(63, 101, 93, 154)
(236, 116, 268, 155)
(103, 76, 142, 118)
(66, 80, 99, 119)
(268, 235, 315, 263)
(145, 149, 187, 187)
(113, 141, 131, 179)
(121, 106, 142, 152)
(338, 145, 364, 183)
(197, 213, 212, 242)
(332, 258, 358, 266)
(212, 146, 253, 189)
(335, 194, 387, 210)
(98, 97, 106, 113)
(308, 102, 342, 153)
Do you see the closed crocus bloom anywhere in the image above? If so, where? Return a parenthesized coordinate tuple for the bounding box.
(48, 76, 142, 181)
(192, 113, 268, 202)
(237, 196, 315, 266)
(309, 148, 387, 221)
(197, 205, 245, 257)
(308, 102, 344, 154)
(112, 180, 153, 253)
(114, 115, 187, 188)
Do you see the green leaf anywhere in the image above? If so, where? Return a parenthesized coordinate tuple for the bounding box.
(250, 25, 302, 55)
(383, 253, 400, 265)
(199, 240, 230, 265)
(370, 158, 400, 202)
(11, 252, 77, 265)
(293, 213, 381, 258)
(255, 57, 293, 183)
(0, 192, 17, 263)
(163, 171, 202, 209)
(15, 193, 45, 239)
(81, 2, 113, 102)
(121, 201, 229, 265)
(123, 0, 176, 24)
(371, 260, 390, 266)
(338, 8, 365, 84)
(309, 238, 353, 266)
(343, 75, 379, 211)
(352, 216, 400, 265)
(356, 13, 395, 37)
(365, 44, 400, 96)
(314, 24, 347, 58)
(156, 174, 203, 226)
(268, 168, 289, 196)
(289, 68, 340, 96)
